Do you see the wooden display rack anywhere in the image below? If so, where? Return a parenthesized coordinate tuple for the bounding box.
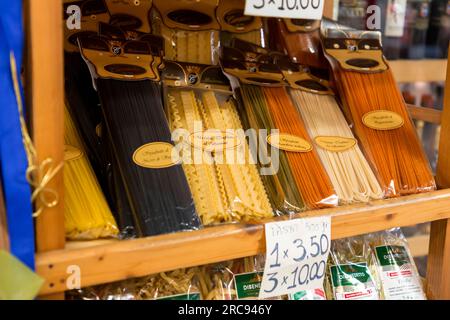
(26, 1, 450, 299)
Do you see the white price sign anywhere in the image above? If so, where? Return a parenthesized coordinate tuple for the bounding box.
(245, 0, 324, 20)
(259, 216, 331, 299)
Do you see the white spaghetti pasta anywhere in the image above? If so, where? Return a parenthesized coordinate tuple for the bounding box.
(290, 89, 384, 204)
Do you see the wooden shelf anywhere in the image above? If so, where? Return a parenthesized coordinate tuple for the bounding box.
(36, 189, 450, 296)
(28, 1, 450, 300)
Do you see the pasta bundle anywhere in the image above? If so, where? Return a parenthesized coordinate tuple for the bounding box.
(290, 89, 384, 204)
(96, 79, 201, 237)
(331, 67, 436, 196)
(238, 85, 305, 214)
(257, 86, 337, 209)
(167, 88, 273, 224)
(64, 106, 118, 240)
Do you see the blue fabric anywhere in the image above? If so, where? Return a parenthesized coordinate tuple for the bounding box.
(0, 0, 35, 269)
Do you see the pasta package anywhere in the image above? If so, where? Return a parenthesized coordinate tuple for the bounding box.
(79, 32, 201, 237)
(163, 61, 273, 225)
(267, 18, 328, 70)
(64, 105, 119, 240)
(151, 0, 220, 64)
(68, 268, 202, 300)
(221, 43, 338, 211)
(366, 228, 426, 300)
(322, 28, 436, 197)
(276, 57, 384, 204)
(326, 236, 382, 300)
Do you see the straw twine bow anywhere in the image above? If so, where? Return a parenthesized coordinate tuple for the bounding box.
(10, 52, 63, 218)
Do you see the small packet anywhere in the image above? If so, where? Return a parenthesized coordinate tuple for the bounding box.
(326, 236, 382, 300)
(198, 256, 285, 300)
(366, 228, 427, 300)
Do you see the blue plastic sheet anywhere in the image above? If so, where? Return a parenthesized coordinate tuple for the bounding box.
(0, 0, 35, 269)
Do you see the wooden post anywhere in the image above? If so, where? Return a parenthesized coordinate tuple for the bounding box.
(26, 0, 65, 252)
(26, 0, 65, 300)
(427, 45, 450, 299)
(0, 182, 9, 251)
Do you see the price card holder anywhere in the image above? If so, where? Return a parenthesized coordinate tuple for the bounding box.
(259, 216, 331, 299)
(245, 0, 324, 20)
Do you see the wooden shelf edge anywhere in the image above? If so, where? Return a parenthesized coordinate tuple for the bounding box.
(36, 189, 450, 296)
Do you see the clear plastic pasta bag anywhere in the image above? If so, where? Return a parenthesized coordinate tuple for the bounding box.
(150, 2, 220, 65)
(197, 256, 285, 300)
(67, 268, 202, 300)
(220, 43, 338, 212)
(325, 236, 382, 300)
(322, 27, 436, 197)
(163, 62, 273, 225)
(366, 228, 426, 300)
(64, 105, 119, 240)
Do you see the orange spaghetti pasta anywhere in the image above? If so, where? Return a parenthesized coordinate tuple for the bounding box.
(331, 67, 436, 196)
(262, 87, 337, 209)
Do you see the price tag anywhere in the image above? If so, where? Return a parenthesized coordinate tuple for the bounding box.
(245, 0, 324, 20)
(259, 216, 331, 299)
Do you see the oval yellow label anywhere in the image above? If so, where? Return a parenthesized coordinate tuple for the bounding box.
(64, 145, 83, 161)
(267, 133, 313, 152)
(189, 130, 241, 152)
(362, 110, 404, 130)
(133, 142, 180, 169)
(314, 136, 357, 152)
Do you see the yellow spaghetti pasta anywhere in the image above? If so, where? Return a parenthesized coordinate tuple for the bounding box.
(290, 89, 384, 204)
(64, 106, 118, 240)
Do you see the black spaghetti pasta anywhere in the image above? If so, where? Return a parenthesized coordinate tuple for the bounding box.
(96, 79, 201, 237)
(65, 52, 105, 181)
